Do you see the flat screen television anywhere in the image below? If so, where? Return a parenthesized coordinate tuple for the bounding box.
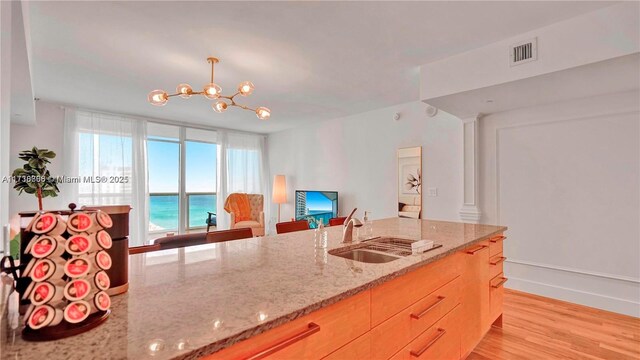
(295, 190, 338, 228)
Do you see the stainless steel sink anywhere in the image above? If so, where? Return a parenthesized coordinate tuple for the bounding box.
(329, 236, 418, 263)
(330, 249, 400, 263)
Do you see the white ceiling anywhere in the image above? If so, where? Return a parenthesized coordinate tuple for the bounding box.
(25, 1, 614, 133)
(426, 53, 640, 118)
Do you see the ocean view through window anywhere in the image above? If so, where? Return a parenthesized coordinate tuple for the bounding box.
(149, 193, 217, 230)
(147, 125, 217, 233)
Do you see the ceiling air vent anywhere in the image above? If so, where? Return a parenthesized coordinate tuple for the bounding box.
(510, 37, 537, 66)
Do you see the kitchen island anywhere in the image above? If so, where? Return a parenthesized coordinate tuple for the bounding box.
(1, 218, 507, 360)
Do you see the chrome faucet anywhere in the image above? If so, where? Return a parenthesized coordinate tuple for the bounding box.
(342, 208, 363, 243)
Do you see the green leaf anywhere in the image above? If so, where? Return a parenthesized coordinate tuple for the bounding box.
(13, 147, 60, 201)
(40, 150, 56, 159)
(43, 190, 58, 198)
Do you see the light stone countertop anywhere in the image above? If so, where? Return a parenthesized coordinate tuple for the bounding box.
(1, 218, 506, 360)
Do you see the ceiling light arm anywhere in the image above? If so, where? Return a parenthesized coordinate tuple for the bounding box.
(166, 91, 203, 98)
(219, 92, 241, 101)
(230, 103, 256, 112)
(220, 92, 255, 111)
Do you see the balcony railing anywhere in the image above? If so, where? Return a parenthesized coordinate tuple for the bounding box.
(297, 211, 334, 228)
(149, 192, 217, 233)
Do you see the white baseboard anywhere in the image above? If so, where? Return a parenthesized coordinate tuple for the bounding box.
(505, 269, 640, 317)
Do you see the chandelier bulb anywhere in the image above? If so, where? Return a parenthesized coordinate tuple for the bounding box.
(212, 101, 228, 113)
(176, 84, 193, 99)
(256, 107, 271, 120)
(203, 83, 222, 99)
(238, 81, 255, 96)
(148, 90, 168, 106)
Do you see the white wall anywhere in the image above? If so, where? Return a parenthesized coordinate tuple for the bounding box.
(9, 101, 67, 214)
(268, 101, 463, 226)
(480, 90, 640, 317)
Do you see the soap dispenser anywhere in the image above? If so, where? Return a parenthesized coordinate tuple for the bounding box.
(363, 211, 373, 239)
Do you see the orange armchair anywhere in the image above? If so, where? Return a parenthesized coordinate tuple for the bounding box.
(225, 193, 265, 237)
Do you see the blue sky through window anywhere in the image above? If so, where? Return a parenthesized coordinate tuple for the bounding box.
(148, 141, 179, 193)
(147, 140, 217, 193)
(186, 141, 217, 192)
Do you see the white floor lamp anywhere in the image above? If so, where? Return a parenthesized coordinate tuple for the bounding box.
(272, 175, 287, 223)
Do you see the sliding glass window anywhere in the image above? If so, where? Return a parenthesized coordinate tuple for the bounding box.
(147, 123, 217, 237)
(185, 140, 217, 229)
(147, 129, 180, 232)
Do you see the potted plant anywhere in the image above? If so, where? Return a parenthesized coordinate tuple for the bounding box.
(12, 147, 60, 211)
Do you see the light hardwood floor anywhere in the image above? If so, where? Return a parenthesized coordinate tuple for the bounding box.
(469, 289, 640, 360)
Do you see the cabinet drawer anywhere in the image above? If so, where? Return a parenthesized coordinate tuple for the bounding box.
(204, 290, 370, 360)
(371, 253, 461, 326)
(490, 273, 507, 324)
(389, 305, 462, 360)
(489, 234, 505, 257)
(370, 277, 460, 360)
(489, 253, 506, 280)
(323, 333, 370, 360)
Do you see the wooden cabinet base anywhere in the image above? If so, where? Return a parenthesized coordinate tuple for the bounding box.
(204, 234, 505, 360)
(490, 273, 507, 324)
(459, 241, 490, 357)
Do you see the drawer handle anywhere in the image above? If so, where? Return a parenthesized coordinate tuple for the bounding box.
(492, 277, 508, 289)
(466, 245, 488, 255)
(410, 296, 445, 320)
(490, 235, 506, 243)
(246, 322, 321, 360)
(490, 256, 507, 266)
(409, 328, 446, 357)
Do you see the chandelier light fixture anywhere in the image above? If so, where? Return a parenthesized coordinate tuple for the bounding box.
(148, 56, 271, 120)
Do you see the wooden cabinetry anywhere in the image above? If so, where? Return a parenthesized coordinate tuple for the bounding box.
(490, 273, 507, 323)
(370, 276, 461, 360)
(204, 234, 506, 360)
(489, 234, 508, 327)
(489, 253, 505, 279)
(388, 305, 462, 360)
(489, 235, 505, 257)
(370, 253, 460, 326)
(204, 290, 370, 360)
(323, 333, 371, 360)
(459, 240, 490, 358)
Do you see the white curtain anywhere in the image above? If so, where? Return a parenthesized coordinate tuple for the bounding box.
(216, 130, 271, 232)
(63, 109, 149, 246)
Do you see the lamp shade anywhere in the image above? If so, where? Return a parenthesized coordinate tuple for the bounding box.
(272, 175, 287, 204)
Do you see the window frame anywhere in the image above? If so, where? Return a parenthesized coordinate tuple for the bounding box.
(146, 122, 217, 237)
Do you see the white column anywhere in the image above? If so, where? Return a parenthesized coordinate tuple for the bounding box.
(459, 115, 482, 223)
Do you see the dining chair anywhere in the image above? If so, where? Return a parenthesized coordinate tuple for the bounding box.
(129, 243, 161, 254)
(154, 233, 208, 250)
(206, 227, 254, 243)
(329, 217, 347, 226)
(276, 219, 310, 234)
